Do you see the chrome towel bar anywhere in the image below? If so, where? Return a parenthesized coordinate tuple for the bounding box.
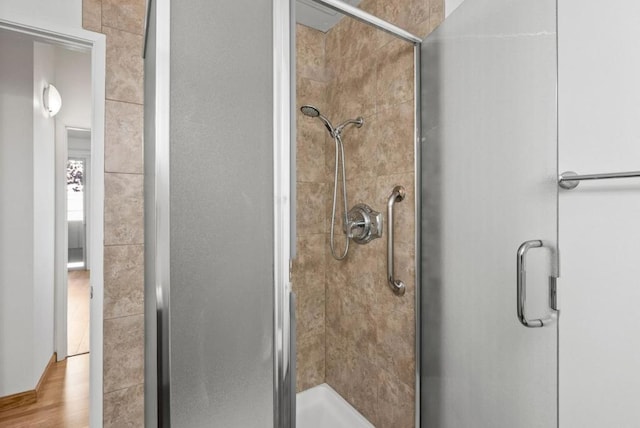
(559, 170, 640, 190)
(387, 186, 406, 296)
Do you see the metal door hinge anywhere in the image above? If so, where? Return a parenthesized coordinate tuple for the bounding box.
(289, 259, 293, 282)
(90, 285, 94, 299)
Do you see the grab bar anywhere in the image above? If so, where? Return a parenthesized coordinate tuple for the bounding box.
(387, 186, 406, 296)
(559, 170, 640, 190)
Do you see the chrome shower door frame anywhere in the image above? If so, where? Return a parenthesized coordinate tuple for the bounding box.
(274, 0, 294, 427)
(275, 1, 424, 426)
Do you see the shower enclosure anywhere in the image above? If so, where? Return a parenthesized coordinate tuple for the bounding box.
(144, 0, 558, 426)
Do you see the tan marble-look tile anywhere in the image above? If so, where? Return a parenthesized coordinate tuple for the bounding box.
(106, 100, 143, 174)
(364, 0, 403, 48)
(376, 40, 415, 111)
(296, 333, 325, 392)
(327, 51, 377, 121)
(296, 283, 325, 339)
(376, 172, 415, 245)
(325, 13, 378, 80)
(102, 0, 146, 35)
(82, 0, 102, 32)
(375, 305, 416, 386)
(326, 325, 377, 424)
(297, 77, 328, 184)
(328, 271, 375, 320)
(430, 0, 445, 28)
(297, 182, 327, 235)
(324, 19, 344, 81)
(325, 330, 353, 398)
(293, 235, 326, 348)
(347, 357, 379, 425)
(297, 118, 326, 183)
(104, 173, 144, 245)
(104, 383, 144, 427)
(104, 244, 144, 319)
(405, 0, 432, 38)
(340, 114, 378, 181)
(103, 314, 144, 393)
(296, 24, 326, 82)
(374, 102, 415, 176)
(104, 26, 144, 105)
(327, 307, 377, 364)
(297, 75, 329, 113)
(365, 0, 431, 47)
(293, 234, 326, 290)
(377, 369, 415, 428)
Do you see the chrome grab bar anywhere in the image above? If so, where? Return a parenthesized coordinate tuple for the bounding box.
(516, 240, 557, 328)
(387, 186, 406, 296)
(559, 170, 640, 190)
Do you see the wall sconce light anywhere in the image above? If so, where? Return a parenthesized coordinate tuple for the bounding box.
(43, 83, 62, 117)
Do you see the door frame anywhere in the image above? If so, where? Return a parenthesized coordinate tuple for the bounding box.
(0, 18, 106, 427)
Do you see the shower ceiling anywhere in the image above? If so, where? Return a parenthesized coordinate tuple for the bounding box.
(296, 0, 362, 32)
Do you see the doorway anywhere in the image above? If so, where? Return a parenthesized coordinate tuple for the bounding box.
(0, 18, 105, 426)
(67, 128, 91, 357)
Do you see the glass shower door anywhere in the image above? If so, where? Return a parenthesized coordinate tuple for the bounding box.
(420, 0, 558, 427)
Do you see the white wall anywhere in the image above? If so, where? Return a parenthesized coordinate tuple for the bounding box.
(558, 0, 640, 426)
(55, 47, 92, 130)
(0, 31, 36, 396)
(32, 41, 57, 389)
(0, 0, 81, 30)
(0, 32, 71, 397)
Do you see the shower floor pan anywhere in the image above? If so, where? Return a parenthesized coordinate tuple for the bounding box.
(296, 383, 374, 428)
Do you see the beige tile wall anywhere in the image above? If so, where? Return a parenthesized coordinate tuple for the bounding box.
(82, 0, 146, 426)
(295, 0, 443, 426)
(294, 24, 329, 392)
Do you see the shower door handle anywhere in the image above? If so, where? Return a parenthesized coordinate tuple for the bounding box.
(516, 240, 557, 328)
(387, 186, 406, 296)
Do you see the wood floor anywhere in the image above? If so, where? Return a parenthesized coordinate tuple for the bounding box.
(0, 354, 89, 427)
(68, 270, 90, 356)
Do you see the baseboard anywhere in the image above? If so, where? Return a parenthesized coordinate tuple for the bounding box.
(35, 353, 57, 396)
(0, 353, 57, 412)
(0, 390, 37, 412)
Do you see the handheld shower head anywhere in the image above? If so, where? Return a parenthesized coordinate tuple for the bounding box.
(300, 105, 335, 136)
(300, 105, 320, 117)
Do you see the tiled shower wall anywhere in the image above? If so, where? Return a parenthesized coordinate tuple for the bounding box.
(294, 0, 443, 427)
(83, 0, 146, 426)
(294, 24, 329, 391)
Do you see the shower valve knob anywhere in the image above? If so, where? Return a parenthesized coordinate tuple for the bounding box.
(346, 204, 383, 244)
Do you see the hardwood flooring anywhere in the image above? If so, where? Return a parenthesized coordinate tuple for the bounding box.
(0, 354, 89, 427)
(68, 270, 90, 356)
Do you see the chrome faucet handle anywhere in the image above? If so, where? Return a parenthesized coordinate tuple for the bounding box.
(346, 204, 383, 244)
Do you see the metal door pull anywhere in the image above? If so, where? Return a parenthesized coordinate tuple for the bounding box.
(387, 186, 406, 296)
(516, 240, 557, 327)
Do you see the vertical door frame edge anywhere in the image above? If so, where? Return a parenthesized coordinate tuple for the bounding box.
(414, 41, 423, 428)
(151, 0, 172, 425)
(273, 0, 293, 426)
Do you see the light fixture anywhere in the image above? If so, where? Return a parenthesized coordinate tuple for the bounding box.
(43, 83, 62, 117)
